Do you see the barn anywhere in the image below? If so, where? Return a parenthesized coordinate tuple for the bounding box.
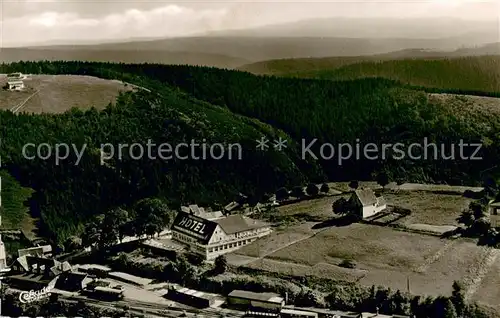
(350, 189, 387, 219)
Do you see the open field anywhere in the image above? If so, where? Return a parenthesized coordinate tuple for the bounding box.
(245, 257, 366, 283)
(275, 196, 345, 220)
(239, 222, 497, 305)
(383, 192, 472, 226)
(0, 75, 134, 113)
(273, 189, 470, 227)
(234, 222, 318, 258)
(235, 186, 499, 308)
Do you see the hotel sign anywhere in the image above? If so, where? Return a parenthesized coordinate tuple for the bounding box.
(177, 216, 207, 235)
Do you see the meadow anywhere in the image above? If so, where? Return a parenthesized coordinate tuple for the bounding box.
(0, 75, 134, 113)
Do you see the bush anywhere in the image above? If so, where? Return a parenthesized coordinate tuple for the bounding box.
(339, 259, 356, 269)
(320, 183, 330, 193)
(306, 183, 320, 196)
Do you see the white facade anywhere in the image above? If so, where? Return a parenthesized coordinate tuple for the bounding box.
(8, 81, 25, 91)
(488, 202, 500, 228)
(351, 189, 387, 219)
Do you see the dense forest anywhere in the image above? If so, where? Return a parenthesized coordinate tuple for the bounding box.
(310, 57, 500, 94)
(240, 56, 500, 95)
(1, 60, 499, 242)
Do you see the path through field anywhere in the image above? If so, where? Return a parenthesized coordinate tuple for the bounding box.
(256, 226, 328, 261)
(413, 240, 458, 273)
(462, 247, 500, 301)
(8, 75, 56, 113)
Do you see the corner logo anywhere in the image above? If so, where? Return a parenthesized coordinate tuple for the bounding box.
(19, 279, 56, 303)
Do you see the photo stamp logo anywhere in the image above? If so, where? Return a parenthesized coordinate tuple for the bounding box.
(19, 285, 53, 303)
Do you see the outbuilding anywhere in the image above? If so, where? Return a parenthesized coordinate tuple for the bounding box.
(227, 290, 284, 311)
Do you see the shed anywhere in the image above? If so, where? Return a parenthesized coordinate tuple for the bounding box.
(227, 290, 284, 311)
(166, 285, 217, 308)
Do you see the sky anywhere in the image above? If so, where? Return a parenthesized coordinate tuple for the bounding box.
(1, 0, 499, 46)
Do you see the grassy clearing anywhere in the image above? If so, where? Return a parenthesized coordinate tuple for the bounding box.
(0, 75, 134, 113)
(245, 258, 366, 283)
(234, 222, 317, 258)
(384, 192, 471, 226)
(274, 189, 470, 226)
(275, 196, 341, 219)
(267, 223, 446, 270)
(244, 222, 495, 306)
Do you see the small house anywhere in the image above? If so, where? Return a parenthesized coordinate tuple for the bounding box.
(488, 200, 500, 228)
(7, 80, 25, 91)
(350, 189, 387, 219)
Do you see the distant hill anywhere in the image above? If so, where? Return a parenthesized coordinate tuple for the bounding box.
(5, 17, 495, 67)
(0, 48, 250, 69)
(207, 17, 498, 46)
(15, 37, 499, 67)
(453, 42, 500, 56)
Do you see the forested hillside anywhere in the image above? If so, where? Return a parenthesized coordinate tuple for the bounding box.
(1, 60, 499, 242)
(0, 170, 33, 229)
(241, 56, 500, 94)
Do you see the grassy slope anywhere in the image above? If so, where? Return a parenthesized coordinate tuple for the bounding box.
(0, 75, 134, 113)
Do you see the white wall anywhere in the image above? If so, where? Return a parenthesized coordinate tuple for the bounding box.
(208, 225, 228, 244)
(374, 203, 387, 214)
(362, 205, 377, 218)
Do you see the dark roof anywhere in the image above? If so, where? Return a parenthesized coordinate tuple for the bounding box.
(354, 189, 378, 206)
(55, 272, 88, 290)
(7, 273, 53, 284)
(215, 215, 269, 235)
(228, 290, 283, 303)
(171, 212, 218, 245)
